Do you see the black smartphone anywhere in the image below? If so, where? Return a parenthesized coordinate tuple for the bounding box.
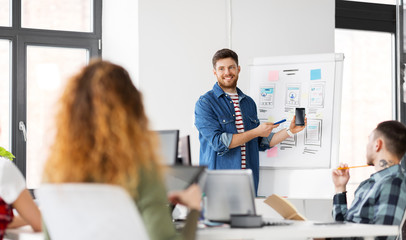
(295, 108, 305, 126)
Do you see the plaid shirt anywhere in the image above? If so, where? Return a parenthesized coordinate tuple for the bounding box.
(333, 164, 406, 240)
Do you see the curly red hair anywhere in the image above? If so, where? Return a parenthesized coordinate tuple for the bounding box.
(43, 59, 162, 197)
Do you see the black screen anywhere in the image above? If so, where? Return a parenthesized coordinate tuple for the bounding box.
(295, 108, 305, 126)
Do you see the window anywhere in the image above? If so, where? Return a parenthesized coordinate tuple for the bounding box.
(0, 0, 10, 27)
(335, 29, 393, 202)
(26, 46, 89, 187)
(21, 0, 92, 32)
(0, 40, 10, 150)
(335, 0, 397, 204)
(345, 0, 395, 4)
(0, 1, 102, 188)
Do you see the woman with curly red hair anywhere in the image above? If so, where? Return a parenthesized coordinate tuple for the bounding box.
(43, 59, 201, 240)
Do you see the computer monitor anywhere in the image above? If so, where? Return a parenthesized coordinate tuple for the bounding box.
(203, 169, 257, 223)
(156, 130, 179, 165)
(177, 135, 191, 165)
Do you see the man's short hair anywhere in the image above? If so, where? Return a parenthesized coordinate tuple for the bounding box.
(212, 48, 239, 69)
(375, 120, 406, 159)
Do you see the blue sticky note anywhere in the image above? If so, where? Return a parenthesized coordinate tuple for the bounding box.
(310, 69, 321, 80)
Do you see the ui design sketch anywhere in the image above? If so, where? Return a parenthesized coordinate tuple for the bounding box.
(249, 53, 344, 168)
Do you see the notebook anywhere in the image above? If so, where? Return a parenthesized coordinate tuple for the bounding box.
(264, 194, 306, 221)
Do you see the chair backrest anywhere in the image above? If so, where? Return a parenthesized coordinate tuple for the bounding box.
(36, 183, 149, 240)
(399, 209, 406, 240)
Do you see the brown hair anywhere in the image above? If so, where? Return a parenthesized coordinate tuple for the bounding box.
(375, 120, 406, 160)
(43, 59, 162, 198)
(212, 48, 239, 69)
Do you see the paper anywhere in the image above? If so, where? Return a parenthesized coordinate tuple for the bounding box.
(267, 116, 276, 122)
(267, 147, 278, 158)
(258, 108, 270, 120)
(304, 119, 322, 146)
(309, 83, 325, 108)
(310, 69, 321, 80)
(285, 84, 301, 107)
(268, 70, 279, 81)
(259, 85, 275, 109)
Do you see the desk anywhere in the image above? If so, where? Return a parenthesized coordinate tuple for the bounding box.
(197, 221, 399, 240)
(4, 221, 399, 240)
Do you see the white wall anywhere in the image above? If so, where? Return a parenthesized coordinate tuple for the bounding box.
(232, 0, 335, 91)
(103, 0, 335, 198)
(102, 0, 139, 84)
(137, 0, 227, 153)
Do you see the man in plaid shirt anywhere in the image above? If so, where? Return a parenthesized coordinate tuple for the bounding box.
(332, 121, 406, 240)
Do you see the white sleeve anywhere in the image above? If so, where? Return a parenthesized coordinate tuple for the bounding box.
(0, 157, 26, 204)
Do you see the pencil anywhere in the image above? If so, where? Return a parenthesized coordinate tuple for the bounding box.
(337, 165, 370, 170)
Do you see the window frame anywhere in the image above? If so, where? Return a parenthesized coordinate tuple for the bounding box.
(0, 0, 102, 178)
(336, 0, 396, 33)
(335, 0, 406, 162)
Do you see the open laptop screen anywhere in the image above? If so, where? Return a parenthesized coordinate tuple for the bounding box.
(164, 165, 206, 193)
(204, 169, 256, 223)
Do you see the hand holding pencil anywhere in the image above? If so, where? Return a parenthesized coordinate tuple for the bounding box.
(336, 165, 370, 170)
(332, 163, 372, 193)
(332, 163, 350, 193)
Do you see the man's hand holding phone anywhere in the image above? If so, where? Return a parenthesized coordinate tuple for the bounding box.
(289, 108, 307, 134)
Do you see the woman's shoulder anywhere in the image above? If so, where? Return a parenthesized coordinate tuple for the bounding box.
(0, 157, 26, 204)
(0, 157, 17, 173)
(0, 157, 24, 177)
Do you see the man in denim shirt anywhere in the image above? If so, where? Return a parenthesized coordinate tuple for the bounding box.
(332, 121, 406, 240)
(195, 49, 306, 193)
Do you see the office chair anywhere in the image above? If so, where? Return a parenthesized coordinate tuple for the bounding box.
(36, 183, 149, 240)
(399, 209, 406, 240)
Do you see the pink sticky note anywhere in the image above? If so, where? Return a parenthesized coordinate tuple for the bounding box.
(268, 70, 279, 81)
(267, 147, 278, 157)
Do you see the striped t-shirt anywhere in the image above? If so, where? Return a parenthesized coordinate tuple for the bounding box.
(228, 93, 246, 169)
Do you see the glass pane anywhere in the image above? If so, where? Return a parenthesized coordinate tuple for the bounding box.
(27, 46, 88, 188)
(344, 0, 395, 4)
(0, 40, 10, 151)
(0, 0, 10, 27)
(335, 29, 393, 204)
(403, 5, 406, 52)
(22, 0, 91, 32)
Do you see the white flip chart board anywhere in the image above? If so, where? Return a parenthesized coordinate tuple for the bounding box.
(249, 53, 344, 168)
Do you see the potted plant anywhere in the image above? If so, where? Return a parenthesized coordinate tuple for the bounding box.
(0, 146, 15, 161)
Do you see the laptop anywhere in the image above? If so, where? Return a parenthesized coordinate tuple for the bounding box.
(165, 165, 206, 222)
(164, 165, 206, 192)
(203, 169, 257, 223)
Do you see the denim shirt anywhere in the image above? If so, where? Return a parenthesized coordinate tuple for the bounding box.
(194, 83, 274, 193)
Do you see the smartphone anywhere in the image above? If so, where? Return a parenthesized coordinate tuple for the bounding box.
(295, 108, 305, 126)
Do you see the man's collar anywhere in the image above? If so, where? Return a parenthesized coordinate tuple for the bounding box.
(370, 164, 400, 182)
(212, 83, 246, 99)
